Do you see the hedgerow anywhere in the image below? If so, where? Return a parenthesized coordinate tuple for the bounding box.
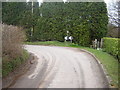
(103, 37, 120, 60)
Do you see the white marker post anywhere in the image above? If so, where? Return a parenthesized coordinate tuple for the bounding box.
(69, 36, 73, 43)
(64, 36, 68, 42)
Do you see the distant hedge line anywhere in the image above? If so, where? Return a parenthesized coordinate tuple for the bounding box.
(103, 37, 120, 60)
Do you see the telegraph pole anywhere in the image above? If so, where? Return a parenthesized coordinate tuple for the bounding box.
(31, 1, 34, 40)
(31, 1, 33, 37)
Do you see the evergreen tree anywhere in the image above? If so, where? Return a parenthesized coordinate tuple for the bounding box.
(2, 2, 108, 46)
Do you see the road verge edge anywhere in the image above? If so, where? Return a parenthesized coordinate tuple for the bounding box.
(80, 49, 111, 88)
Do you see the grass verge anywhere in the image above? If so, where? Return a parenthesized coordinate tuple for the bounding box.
(25, 41, 119, 88)
(2, 50, 29, 77)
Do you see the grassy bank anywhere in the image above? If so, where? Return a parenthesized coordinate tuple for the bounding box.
(2, 50, 29, 77)
(25, 41, 119, 88)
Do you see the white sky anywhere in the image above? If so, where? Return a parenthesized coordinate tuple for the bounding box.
(104, 0, 120, 3)
(38, 0, 43, 3)
(34, 0, 113, 3)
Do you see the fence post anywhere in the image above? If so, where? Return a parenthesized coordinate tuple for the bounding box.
(95, 39, 97, 49)
(97, 41, 100, 50)
(100, 38, 103, 48)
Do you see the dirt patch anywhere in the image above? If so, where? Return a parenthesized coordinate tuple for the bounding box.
(2, 53, 37, 88)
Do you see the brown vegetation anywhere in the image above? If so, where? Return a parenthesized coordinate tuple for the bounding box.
(107, 23, 119, 38)
(2, 24, 25, 60)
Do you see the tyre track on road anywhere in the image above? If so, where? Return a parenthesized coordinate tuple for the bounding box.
(9, 45, 109, 88)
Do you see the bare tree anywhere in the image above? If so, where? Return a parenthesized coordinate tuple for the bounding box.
(107, 1, 120, 38)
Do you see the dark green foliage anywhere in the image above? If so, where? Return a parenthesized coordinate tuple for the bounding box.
(2, 2, 27, 25)
(2, 2, 39, 41)
(103, 37, 120, 60)
(35, 2, 108, 46)
(73, 24, 90, 46)
(2, 2, 108, 46)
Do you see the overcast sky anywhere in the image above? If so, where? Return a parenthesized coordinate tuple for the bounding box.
(37, 0, 111, 4)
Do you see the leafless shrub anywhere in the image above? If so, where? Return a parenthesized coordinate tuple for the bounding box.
(107, 23, 119, 38)
(2, 24, 25, 60)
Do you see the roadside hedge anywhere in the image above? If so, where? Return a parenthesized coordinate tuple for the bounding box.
(103, 37, 120, 60)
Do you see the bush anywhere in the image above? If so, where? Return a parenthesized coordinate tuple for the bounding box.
(73, 24, 90, 46)
(2, 24, 29, 77)
(2, 24, 25, 60)
(2, 50, 29, 77)
(103, 37, 120, 60)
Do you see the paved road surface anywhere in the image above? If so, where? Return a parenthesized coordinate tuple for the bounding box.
(10, 45, 109, 88)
